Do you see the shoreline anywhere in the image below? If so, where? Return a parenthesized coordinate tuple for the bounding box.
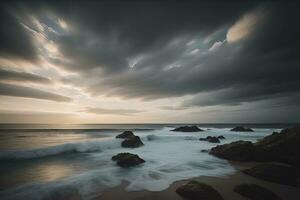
(95, 161, 300, 200)
(2, 126, 300, 200)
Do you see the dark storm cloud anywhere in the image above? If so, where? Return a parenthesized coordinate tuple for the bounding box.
(180, 2, 300, 107)
(1, 0, 300, 109)
(0, 3, 37, 61)
(0, 82, 71, 102)
(50, 1, 299, 105)
(83, 107, 144, 116)
(182, 83, 300, 107)
(0, 68, 51, 84)
(45, 0, 257, 73)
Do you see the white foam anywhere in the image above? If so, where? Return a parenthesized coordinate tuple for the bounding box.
(0, 127, 276, 200)
(0, 138, 122, 160)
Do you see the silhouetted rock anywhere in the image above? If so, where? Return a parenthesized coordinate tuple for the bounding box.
(121, 136, 144, 148)
(210, 125, 300, 167)
(201, 149, 209, 153)
(200, 136, 210, 141)
(208, 137, 220, 143)
(116, 131, 135, 139)
(199, 136, 220, 143)
(176, 180, 224, 200)
(210, 141, 255, 161)
(172, 126, 203, 132)
(243, 163, 299, 186)
(234, 184, 281, 200)
(218, 135, 225, 139)
(254, 125, 300, 167)
(231, 126, 254, 132)
(112, 153, 145, 167)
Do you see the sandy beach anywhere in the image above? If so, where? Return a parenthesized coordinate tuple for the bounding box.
(1, 125, 299, 200)
(98, 161, 300, 200)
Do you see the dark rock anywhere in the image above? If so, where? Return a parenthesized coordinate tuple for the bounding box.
(254, 125, 300, 167)
(201, 149, 209, 153)
(116, 131, 135, 139)
(200, 136, 210, 141)
(176, 181, 224, 200)
(231, 126, 254, 132)
(234, 184, 281, 200)
(208, 137, 220, 143)
(199, 136, 220, 143)
(210, 140, 255, 161)
(243, 163, 299, 186)
(121, 136, 144, 148)
(112, 153, 145, 167)
(210, 125, 300, 167)
(172, 126, 203, 132)
(218, 135, 225, 139)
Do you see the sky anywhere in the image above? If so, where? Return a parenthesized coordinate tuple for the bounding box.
(0, 0, 299, 124)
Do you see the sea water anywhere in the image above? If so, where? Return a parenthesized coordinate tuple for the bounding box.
(0, 124, 288, 200)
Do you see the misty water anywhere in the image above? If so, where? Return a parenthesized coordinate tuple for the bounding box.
(0, 124, 287, 200)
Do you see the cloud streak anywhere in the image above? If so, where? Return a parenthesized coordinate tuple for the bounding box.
(0, 5, 38, 61)
(0, 1, 299, 122)
(0, 110, 76, 123)
(0, 68, 51, 84)
(52, 3, 299, 108)
(0, 82, 71, 102)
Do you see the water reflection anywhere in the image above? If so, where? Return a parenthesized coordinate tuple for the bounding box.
(30, 161, 75, 182)
(0, 157, 85, 190)
(0, 131, 93, 150)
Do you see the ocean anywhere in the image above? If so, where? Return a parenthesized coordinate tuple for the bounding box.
(0, 124, 292, 200)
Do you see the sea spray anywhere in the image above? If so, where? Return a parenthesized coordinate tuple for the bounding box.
(0, 127, 278, 200)
(0, 138, 122, 160)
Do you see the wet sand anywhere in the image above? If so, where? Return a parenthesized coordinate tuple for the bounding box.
(95, 161, 300, 200)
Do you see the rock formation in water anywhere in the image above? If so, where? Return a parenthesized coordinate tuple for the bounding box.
(112, 153, 145, 167)
(199, 136, 220, 143)
(121, 136, 144, 148)
(172, 126, 203, 132)
(210, 141, 255, 161)
(116, 131, 135, 139)
(116, 131, 144, 148)
(210, 125, 300, 167)
(230, 126, 254, 132)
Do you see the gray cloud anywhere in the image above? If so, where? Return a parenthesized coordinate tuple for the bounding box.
(83, 107, 145, 116)
(182, 82, 300, 107)
(1, 0, 299, 115)
(0, 82, 71, 102)
(0, 4, 38, 61)
(158, 106, 189, 111)
(51, 2, 299, 108)
(0, 68, 51, 84)
(37, 0, 257, 74)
